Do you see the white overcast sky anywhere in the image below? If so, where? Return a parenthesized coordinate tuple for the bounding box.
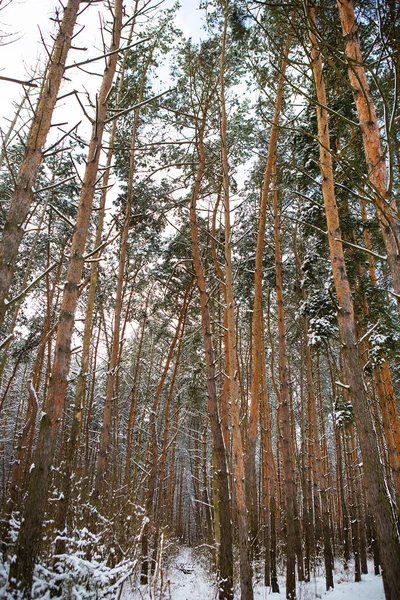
(0, 0, 203, 138)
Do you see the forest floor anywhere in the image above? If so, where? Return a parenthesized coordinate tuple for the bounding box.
(0, 544, 385, 599)
(125, 546, 385, 600)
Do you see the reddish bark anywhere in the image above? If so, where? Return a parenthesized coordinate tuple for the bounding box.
(0, 0, 81, 327)
(190, 87, 234, 598)
(94, 45, 153, 498)
(247, 20, 293, 547)
(140, 284, 191, 584)
(336, 0, 400, 310)
(219, 5, 253, 597)
(272, 166, 297, 599)
(307, 4, 400, 598)
(8, 2, 123, 594)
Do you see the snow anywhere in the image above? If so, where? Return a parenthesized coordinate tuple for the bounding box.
(0, 545, 384, 600)
(0, 553, 138, 600)
(266, 567, 385, 600)
(312, 575, 384, 600)
(124, 548, 385, 600)
(123, 546, 214, 600)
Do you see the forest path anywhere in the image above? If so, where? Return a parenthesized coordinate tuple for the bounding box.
(160, 546, 214, 600)
(125, 545, 215, 600)
(125, 547, 385, 600)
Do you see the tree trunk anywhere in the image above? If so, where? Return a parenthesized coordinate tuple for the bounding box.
(219, 5, 253, 598)
(124, 305, 147, 486)
(333, 412, 350, 568)
(247, 18, 293, 549)
(344, 428, 361, 582)
(8, 3, 123, 594)
(94, 40, 153, 498)
(0, 184, 54, 380)
(210, 190, 231, 458)
(157, 310, 187, 519)
(140, 284, 191, 584)
(0, 380, 38, 557)
(307, 5, 400, 598)
(0, 0, 81, 327)
(260, 332, 279, 593)
(294, 228, 334, 589)
(70, 12, 137, 495)
(336, 0, 400, 311)
(167, 397, 180, 523)
(189, 92, 234, 600)
(359, 199, 400, 512)
(272, 165, 297, 600)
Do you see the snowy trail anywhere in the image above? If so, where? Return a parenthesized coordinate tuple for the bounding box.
(126, 547, 385, 600)
(125, 546, 214, 600)
(160, 546, 214, 600)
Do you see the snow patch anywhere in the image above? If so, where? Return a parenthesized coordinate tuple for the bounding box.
(124, 549, 384, 600)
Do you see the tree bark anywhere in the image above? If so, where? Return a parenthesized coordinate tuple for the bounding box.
(0, 0, 81, 328)
(307, 4, 400, 598)
(124, 303, 147, 486)
(157, 309, 187, 520)
(94, 42, 153, 499)
(70, 13, 137, 493)
(336, 0, 400, 311)
(219, 5, 253, 598)
(247, 19, 293, 548)
(344, 428, 361, 582)
(294, 229, 334, 590)
(272, 165, 297, 600)
(190, 90, 234, 599)
(359, 199, 400, 512)
(7, 3, 123, 594)
(140, 284, 191, 583)
(260, 330, 279, 592)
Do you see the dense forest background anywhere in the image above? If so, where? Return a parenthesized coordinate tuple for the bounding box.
(0, 0, 399, 598)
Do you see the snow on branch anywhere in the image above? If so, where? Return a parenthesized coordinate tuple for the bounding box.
(6, 262, 58, 308)
(334, 237, 387, 261)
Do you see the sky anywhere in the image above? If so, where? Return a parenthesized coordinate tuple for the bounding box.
(0, 0, 205, 346)
(0, 0, 203, 140)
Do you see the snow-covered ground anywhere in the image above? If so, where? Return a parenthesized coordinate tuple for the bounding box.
(125, 547, 385, 600)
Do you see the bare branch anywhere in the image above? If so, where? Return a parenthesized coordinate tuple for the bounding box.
(333, 237, 387, 262)
(104, 88, 175, 123)
(48, 203, 75, 228)
(34, 176, 76, 195)
(6, 262, 58, 308)
(64, 37, 151, 70)
(0, 75, 38, 87)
